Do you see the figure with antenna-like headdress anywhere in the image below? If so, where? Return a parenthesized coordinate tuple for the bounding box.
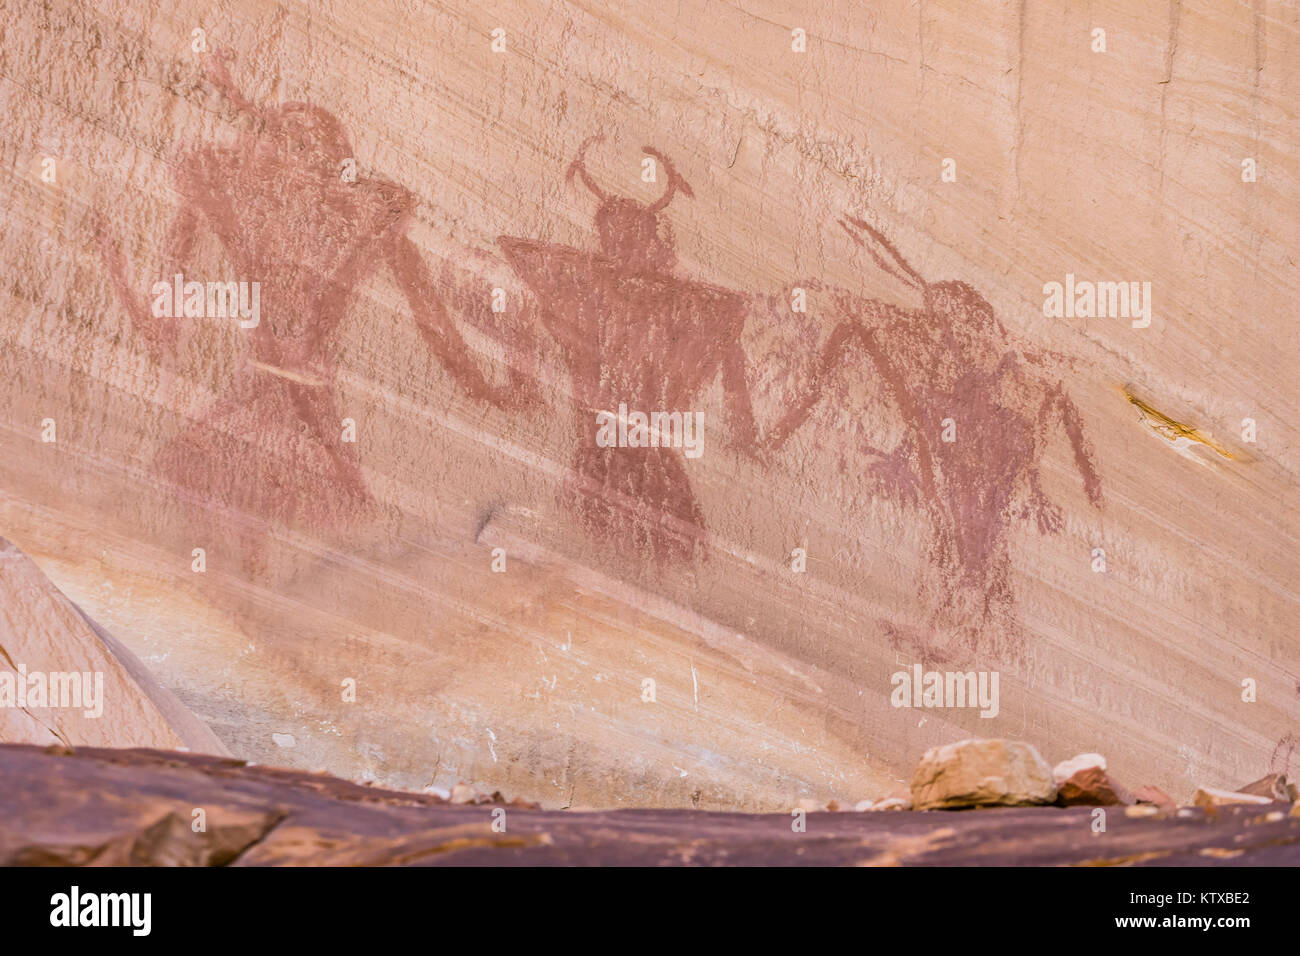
(811, 216, 1104, 662)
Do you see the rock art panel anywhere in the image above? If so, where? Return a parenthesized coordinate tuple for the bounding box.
(0, 0, 1293, 809)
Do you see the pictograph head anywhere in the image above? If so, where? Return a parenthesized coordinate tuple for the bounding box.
(567, 137, 694, 272)
(925, 279, 1007, 359)
(207, 49, 352, 179)
(258, 103, 353, 170)
(838, 214, 1007, 360)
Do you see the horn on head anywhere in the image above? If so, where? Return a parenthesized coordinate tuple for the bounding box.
(642, 146, 694, 212)
(837, 215, 927, 290)
(565, 135, 609, 203)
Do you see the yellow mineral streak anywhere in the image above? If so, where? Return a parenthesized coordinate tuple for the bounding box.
(1122, 386, 1235, 461)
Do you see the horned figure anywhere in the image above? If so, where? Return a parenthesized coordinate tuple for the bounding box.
(96, 51, 518, 571)
(827, 217, 1104, 662)
(499, 138, 840, 565)
(565, 138, 694, 272)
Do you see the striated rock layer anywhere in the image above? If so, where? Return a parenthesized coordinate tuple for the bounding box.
(0, 1, 1295, 807)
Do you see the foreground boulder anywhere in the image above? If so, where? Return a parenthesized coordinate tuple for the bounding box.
(911, 739, 1057, 810)
(1236, 774, 1291, 801)
(1052, 753, 1133, 806)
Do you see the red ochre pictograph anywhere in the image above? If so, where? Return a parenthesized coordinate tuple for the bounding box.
(97, 52, 518, 565)
(821, 218, 1103, 660)
(97, 61, 1103, 657)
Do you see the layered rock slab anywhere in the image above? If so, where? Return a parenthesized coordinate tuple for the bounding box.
(2, 743, 1298, 866)
(0, 536, 227, 754)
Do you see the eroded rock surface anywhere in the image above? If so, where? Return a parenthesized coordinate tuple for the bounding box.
(1, 744, 1297, 866)
(1193, 787, 1275, 808)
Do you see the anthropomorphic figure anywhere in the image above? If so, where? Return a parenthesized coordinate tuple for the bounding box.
(97, 53, 518, 572)
(498, 138, 840, 564)
(826, 217, 1104, 661)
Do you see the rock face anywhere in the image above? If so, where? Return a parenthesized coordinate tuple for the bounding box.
(3, 743, 1298, 866)
(0, 1, 1296, 807)
(912, 739, 1057, 810)
(0, 537, 228, 754)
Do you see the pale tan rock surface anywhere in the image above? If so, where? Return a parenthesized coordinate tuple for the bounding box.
(1053, 753, 1108, 783)
(0, 537, 228, 753)
(0, 1, 1295, 808)
(866, 796, 913, 811)
(912, 738, 1057, 809)
(1192, 786, 1276, 807)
